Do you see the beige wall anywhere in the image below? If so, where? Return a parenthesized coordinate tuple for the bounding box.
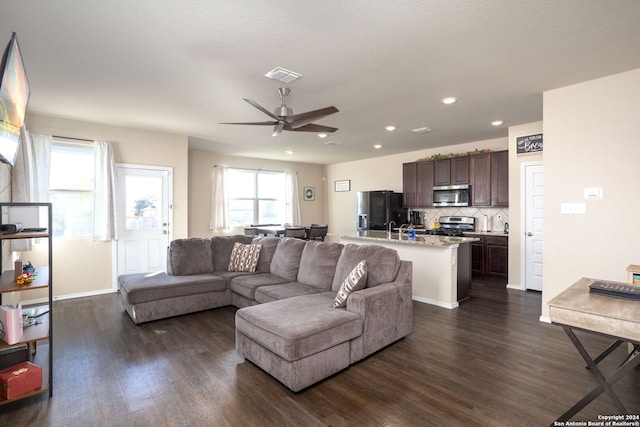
(541, 68, 640, 318)
(188, 150, 326, 237)
(325, 137, 509, 235)
(19, 113, 189, 301)
(507, 122, 543, 288)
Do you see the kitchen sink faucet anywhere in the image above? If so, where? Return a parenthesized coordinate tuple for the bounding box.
(388, 221, 396, 236)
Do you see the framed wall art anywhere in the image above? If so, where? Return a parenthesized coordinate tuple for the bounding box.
(304, 187, 315, 201)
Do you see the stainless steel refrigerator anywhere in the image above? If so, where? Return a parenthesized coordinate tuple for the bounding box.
(356, 191, 407, 231)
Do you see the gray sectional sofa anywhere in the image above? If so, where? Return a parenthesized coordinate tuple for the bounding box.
(118, 235, 413, 391)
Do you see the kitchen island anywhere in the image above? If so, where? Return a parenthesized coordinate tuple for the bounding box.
(340, 231, 479, 309)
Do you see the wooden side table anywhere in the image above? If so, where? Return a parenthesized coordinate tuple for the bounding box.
(548, 277, 640, 424)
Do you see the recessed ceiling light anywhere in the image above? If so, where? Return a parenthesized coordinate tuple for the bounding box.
(441, 96, 457, 105)
(373, 144, 383, 149)
(385, 125, 396, 131)
(317, 133, 328, 138)
(491, 120, 504, 126)
(285, 150, 294, 155)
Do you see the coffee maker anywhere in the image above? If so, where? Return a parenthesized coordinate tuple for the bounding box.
(409, 211, 423, 227)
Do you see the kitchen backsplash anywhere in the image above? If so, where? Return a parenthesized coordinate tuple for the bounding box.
(410, 207, 509, 232)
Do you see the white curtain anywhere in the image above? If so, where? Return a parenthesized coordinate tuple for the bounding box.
(11, 129, 51, 251)
(12, 129, 51, 203)
(285, 171, 301, 225)
(92, 141, 117, 241)
(210, 165, 228, 230)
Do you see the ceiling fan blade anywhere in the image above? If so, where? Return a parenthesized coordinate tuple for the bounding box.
(285, 106, 339, 129)
(272, 121, 285, 137)
(288, 123, 338, 133)
(243, 98, 280, 120)
(219, 121, 278, 126)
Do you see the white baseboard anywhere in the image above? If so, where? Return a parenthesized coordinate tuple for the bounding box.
(539, 315, 551, 323)
(412, 296, 458, 310)
(20, 288, 117, 306)
(506, 283, 525, 291)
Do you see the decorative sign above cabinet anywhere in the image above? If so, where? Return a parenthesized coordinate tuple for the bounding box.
(516, 133, 543, 154)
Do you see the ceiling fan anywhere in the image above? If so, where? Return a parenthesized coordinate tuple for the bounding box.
(221, 87, 339, 137)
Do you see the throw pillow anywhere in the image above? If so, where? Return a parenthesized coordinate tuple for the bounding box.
(228, 242, 263, 272)
(333, 260, 367, 308)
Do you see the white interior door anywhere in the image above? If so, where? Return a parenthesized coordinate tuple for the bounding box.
(524, 163, 544, 291)
(116, 164, 172, 278)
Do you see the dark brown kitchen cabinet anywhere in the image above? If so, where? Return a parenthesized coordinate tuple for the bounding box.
(470, 235, 508, 280)
(490, 150, 509, 206)
(469, 150, 508, 207)
(402, 162, 417, 207)
(470, 153, 491, 206)
(434, 157, 469, 186)
(403, 161, 435, 207)
(416, 161, 435, 207)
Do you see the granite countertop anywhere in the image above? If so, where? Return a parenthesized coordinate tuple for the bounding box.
(340, 231, 479, 247)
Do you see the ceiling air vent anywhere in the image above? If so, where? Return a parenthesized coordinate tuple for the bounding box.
(411, 126, 433, 134)
(265, 67, 302, 84)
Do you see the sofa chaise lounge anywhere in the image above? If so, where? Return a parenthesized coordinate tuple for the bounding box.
(118, 235, 413, 391)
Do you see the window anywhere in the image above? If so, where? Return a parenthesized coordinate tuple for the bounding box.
(227, 168, 286, 226)
(49, 141, 94, 237)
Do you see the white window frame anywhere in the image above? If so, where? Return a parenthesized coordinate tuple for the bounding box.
(227, 168, 287, 226)
(48, 138, 95, 238)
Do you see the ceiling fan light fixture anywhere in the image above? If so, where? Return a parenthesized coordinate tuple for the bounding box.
(441, 96, 457, 105)
(265, 67, 302, 84)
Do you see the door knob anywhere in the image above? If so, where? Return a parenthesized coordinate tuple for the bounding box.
(527, 232, 533, 236)
(163, 230, 168, 234)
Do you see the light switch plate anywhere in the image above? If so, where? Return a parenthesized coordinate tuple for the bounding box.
(584, 187, 603, 199)
(561, 203, 586, 214)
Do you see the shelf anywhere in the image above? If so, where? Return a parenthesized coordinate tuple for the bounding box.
(0, 341, 50, 405)
(0, 231, 48, 240)
(0, 313, 50, 349)
(0, 267, 49, 293)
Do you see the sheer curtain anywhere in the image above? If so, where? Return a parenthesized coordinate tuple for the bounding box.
(11, 129, 51, 251)
(285, 171, 301, 225)
(93, 140, 117, 241)
(210, 165, 228, 230)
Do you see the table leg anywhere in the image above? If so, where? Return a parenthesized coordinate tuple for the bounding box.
(588, 339, 623, 368)
(554, 326, 640, 423)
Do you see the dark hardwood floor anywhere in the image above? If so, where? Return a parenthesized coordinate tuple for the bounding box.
(1, 281, 638, 426)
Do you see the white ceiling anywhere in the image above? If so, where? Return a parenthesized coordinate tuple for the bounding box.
(2, 0, 640, 165)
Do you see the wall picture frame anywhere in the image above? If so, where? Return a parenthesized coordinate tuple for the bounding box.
(304, 187, 315, 201)
(334, 180, 351, 192)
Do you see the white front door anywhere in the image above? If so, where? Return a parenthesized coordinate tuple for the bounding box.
(116, 164, 172, 280)
(524, 162, 544, 291)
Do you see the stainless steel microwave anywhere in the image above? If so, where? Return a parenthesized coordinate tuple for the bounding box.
(433, 184, 470, 207)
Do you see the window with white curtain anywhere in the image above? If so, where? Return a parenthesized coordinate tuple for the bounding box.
(48, 140, 95, 237)
(227, 168, 286, 226)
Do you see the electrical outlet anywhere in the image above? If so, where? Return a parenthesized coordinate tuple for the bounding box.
(497, 214, 502, 222)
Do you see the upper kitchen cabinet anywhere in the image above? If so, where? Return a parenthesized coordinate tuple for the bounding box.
(435, 157, 469, 186)
(402, 162, 417, 207)
(469, 150, 509, 207)
(470, 153, 491, 206)
(490, 150, 509, 206)
(402, 161, 435, 208)
(416, 161, 435, 207)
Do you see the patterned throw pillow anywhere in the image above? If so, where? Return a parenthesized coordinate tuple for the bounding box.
(228, 243, 263, 272)
(333, 260, 367, 308)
